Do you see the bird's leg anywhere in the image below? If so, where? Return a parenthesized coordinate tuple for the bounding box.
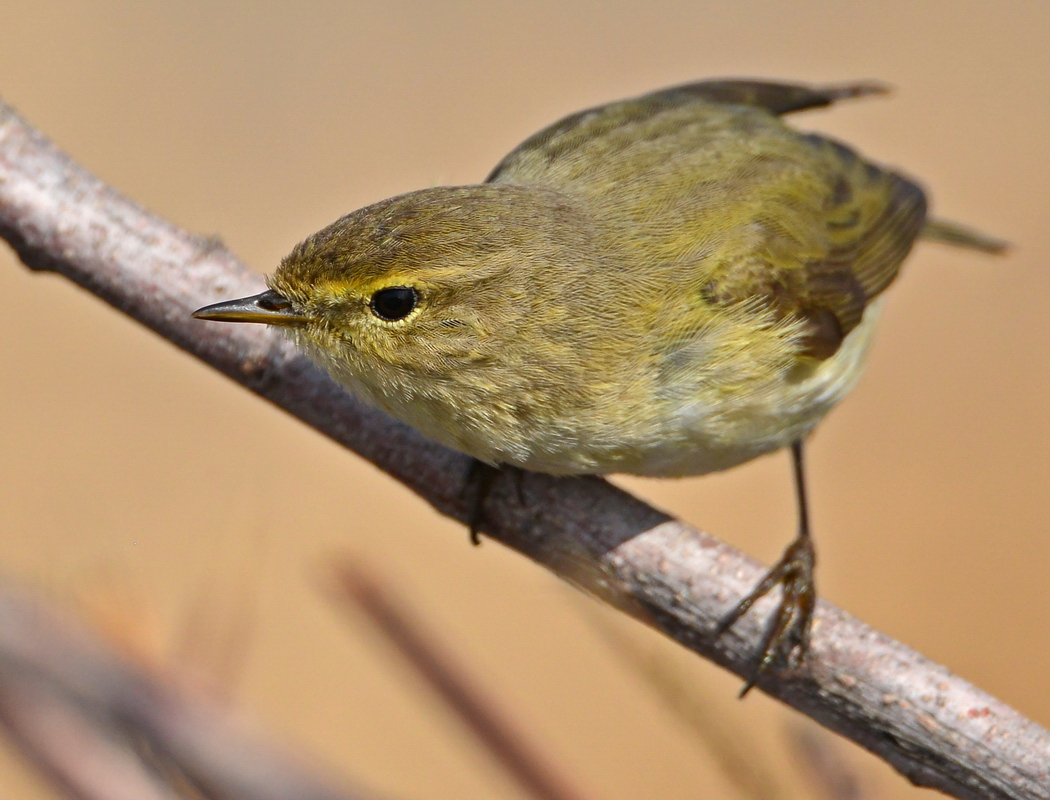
(463, 462, 532, 546)
(716, 440, 817, 696)
(464, 459, 499, 546)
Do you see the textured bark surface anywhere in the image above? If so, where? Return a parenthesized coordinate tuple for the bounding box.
(1, 98, 1047, 800)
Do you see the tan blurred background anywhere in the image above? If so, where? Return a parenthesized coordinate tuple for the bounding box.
(1, 1, 1047, 798)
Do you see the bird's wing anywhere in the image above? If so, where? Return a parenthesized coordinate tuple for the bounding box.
(485, 79, 887, 183)
(488, 79, 926, 359)
(701, 135, 927, 358)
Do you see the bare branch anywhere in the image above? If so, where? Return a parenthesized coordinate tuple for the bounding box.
(0, 677, 184, 800)
(0, 579, 384, 800)
(1, 98, 1047, 800)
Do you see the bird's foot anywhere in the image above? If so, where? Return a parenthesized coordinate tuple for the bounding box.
(463, 461, 530, 545)
(716, 534, 816, 697)
(463, 459, 500, 546)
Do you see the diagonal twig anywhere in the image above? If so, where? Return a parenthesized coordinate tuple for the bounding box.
(331, 561, 594, 800)
(1, 97, 1047, 800)
(582, 607, 791, 800)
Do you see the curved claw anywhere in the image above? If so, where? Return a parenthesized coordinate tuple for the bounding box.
(716, 535, 817, 696)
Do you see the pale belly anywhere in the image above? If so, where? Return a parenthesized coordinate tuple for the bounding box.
(506, 299, 884, 478)
(612, 299, 884, 477)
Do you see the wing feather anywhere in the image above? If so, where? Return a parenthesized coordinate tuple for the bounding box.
(487, 79, 927, 360)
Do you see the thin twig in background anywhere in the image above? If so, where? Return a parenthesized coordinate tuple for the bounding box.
(173, 579, 260, 702)
(1, 98, 1048, 800)
(582, 607, 790, 800)
(588, 604, 878, 800)
(0, 579, 384, 800)
(331, 561, 595, 800)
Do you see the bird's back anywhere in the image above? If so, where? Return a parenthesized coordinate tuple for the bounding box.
(487, 82, 927, 361)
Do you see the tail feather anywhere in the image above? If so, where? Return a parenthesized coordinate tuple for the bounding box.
(921, 218, 1009, 254)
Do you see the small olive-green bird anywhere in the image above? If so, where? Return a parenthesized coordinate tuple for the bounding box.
(195, 79, 1004, 691)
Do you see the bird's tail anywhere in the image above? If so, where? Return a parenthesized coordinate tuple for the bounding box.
(921, 218, 1009, 254)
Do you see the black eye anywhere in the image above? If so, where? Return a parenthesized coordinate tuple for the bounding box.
(370, 286, 418, 321)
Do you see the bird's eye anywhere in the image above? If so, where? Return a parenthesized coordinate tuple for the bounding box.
(370, 286, 418, 321)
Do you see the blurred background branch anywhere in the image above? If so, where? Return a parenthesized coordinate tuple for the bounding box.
(331, 561, 594, 800)
(0, 577, 383, 800)
(0, 94, 1047, 800)
(0, 550, 880, 800)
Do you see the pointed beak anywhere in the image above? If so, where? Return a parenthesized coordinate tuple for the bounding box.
(193, 289, 308, 327)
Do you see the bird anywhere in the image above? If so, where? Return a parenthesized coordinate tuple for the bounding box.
(194, 79, 1005, 693)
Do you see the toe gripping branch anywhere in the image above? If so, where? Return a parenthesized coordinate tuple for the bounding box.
(716, 440, 818, 696)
